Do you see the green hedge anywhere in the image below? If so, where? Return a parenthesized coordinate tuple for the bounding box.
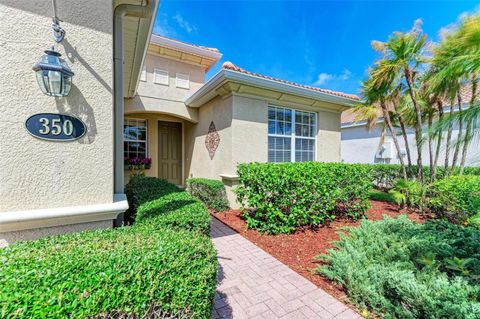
(361, 164, 480, 190)
(318, 216, 480, 318)
(187, 178, 230, 212)
(0, 177, 217, 318)
(235, 162, 371, 234)
(429, 175, 480, 224)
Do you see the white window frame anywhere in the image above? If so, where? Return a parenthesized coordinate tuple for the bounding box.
(154, 69, 169, 86)
(140, 66, 147, 82)
(268, 106, 317, 163)
(124, 118, 148, 159)
(175, 73, 190, 89)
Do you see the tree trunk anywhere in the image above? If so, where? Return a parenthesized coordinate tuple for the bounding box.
(432, 100, 444, 180)
(398, 114, 412, 168)
(444, 97, 455, 177)
(404, 68, 423, 182)
(428, 111, 434, 182)
(460, 79, 477, 173)
(451, 94, 463, 171)
(381, 102, 407, 179)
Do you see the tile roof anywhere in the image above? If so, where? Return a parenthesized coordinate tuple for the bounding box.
(341, 83, 480, 125)
(221, 61, 360, 101)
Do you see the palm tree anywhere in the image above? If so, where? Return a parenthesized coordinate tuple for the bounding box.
(370, 20, 428, 181)
(361, 75, 408, 179)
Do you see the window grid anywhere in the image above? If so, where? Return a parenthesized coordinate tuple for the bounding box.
(268, 106, 316, 163)
(154, 69, 169, 85)
(124, 118, 148, 159)
(176, 73, 190, 89)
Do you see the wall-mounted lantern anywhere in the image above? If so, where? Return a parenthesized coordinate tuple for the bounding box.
(33, 49, 74, 97)
(33, 3, 74, 97)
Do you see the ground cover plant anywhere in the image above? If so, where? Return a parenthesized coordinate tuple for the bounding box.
(0, 177, 217, 319)
(318, 216, 480, 319)
(187, 178, 229, 212)
(235, 162, 372, 234)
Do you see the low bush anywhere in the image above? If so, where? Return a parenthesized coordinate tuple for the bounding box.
(318, 216, 480, 319)
(0, 177, 217, 318)
(0, 226, 217, 319)
(388, 179, 427, 210)
(124, 176, 181, 223)
(361, 164, 480, 190)
(368, 191, 395, 203)
(235, 162, 371, 234)
(187, 178, 229, 212)
(429, 175, 480, 224)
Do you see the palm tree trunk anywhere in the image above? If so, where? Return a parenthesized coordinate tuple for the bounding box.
(460, 79, 477, 173)
(432, 100, 444, 180)
(451, 94, 463, 171)
(381, 102, 407, 179)
(428, 112, 434, 182)
(398, 114, 412, 168)
(444, 97, 455, 176)
(404, 68, 423, 182)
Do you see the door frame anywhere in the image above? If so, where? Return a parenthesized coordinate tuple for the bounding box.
(157, 120, 184, 186)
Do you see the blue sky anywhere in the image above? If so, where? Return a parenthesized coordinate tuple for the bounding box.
(154, 1, 479, 95)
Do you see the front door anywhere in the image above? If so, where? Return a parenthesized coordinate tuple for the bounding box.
(158, 121, 182, 185)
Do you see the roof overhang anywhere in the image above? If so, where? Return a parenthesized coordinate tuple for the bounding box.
(149, 35, 222, 71)
(114, 0, 159, 98)
(185, 69, 357, 111)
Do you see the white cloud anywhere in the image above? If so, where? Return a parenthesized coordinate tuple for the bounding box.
(173, 13, 196, 33)
(313, 69, 352, 86)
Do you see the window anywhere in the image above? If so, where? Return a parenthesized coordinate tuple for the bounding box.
(140, 66, 147, 82)
(124, 119, 147, 159)
(154, 69, 169, 85)
(176, 73, 190, 89)
(268, 106, 316, 163)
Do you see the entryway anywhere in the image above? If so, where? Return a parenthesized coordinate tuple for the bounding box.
(158, 121, 182, 185)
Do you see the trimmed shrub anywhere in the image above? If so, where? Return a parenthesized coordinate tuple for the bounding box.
(235, 162, 371, 234)
(318, 216, 480, 318)
(429, 175, 480, 224)
(0, 226, 217, 319)
(187, 178, 229, 212)
(368, 191, 395, 203)
(0, 177, 217, 319)
(124, 176, 181, 223)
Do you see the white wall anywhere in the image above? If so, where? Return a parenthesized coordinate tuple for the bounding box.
(341, 123, 480, 166)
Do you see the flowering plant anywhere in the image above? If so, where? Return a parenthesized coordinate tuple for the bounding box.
(124, 157, 152, 176)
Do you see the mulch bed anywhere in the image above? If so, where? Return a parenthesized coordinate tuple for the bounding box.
(212, 200, 430, 302)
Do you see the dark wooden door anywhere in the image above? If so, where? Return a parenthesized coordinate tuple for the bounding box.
(158, 121, 182, 185)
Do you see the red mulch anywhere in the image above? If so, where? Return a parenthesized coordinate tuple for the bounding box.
(212, 200, 430, 302)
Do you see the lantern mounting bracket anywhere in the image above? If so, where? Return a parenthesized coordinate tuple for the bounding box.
(52, 17, 65, 43)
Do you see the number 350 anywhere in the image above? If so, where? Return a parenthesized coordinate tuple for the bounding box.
(38, 118, 74, 136)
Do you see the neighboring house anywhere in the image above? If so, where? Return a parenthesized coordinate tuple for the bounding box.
(341, 87, 480, 166)
(125, 35, 358, 206)
(0, 1, 356, 245)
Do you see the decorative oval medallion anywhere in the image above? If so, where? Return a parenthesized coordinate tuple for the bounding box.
(25, 113, 87, 141)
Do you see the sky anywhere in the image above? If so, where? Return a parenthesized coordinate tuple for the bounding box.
(153, 1, 479, 95)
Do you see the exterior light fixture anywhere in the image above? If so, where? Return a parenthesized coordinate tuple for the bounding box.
(33, 1, 74, 97)
(33, 49, 74, 97)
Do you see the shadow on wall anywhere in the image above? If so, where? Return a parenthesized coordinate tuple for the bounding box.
(61, 39, 112, 94)
(55, 85, 97, 144)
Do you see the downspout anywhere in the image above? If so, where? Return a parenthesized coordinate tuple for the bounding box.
(113, 1, 154, 226)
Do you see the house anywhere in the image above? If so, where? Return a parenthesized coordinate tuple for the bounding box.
(0, 0, 356, 245)
(341, 86, 479, 165)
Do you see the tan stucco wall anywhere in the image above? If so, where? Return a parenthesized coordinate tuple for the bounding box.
(188, 93, 343, 208)
(0, 1, 113, 214)
(137, 54, 205, 104)
(187, 96, 234, 180)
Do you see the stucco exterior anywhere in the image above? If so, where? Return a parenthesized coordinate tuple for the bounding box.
(0, 0, 156, 244)
(342, 122, 480, 166)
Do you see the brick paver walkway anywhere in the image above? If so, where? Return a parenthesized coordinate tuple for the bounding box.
(211, 217, 361, 319)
